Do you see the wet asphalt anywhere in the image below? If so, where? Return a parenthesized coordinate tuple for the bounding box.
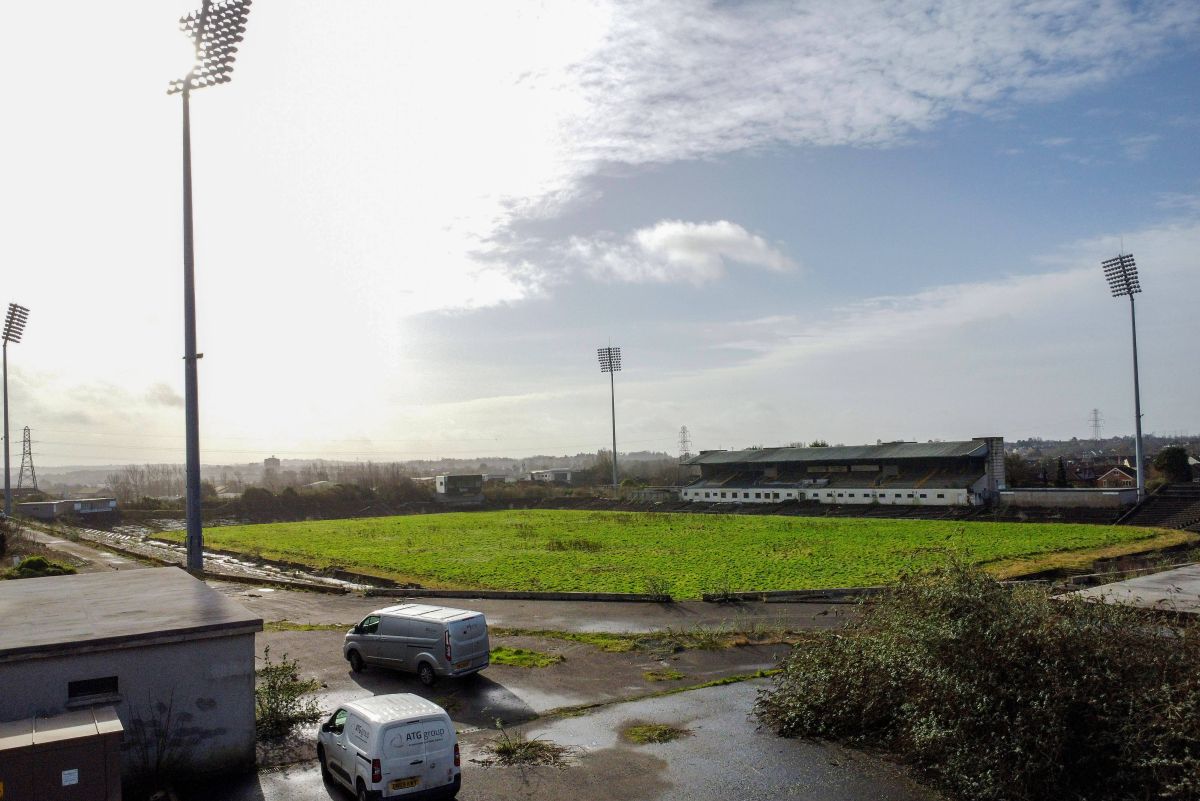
(181, 680, 939, 801)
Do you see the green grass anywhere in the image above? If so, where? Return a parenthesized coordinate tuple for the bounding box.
(643, 668, 686, 682)
(158, 510, 1189, 599)
(490, 647, 564, 668)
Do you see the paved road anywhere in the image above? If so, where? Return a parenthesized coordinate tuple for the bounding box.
(19, 528, 146, 573)
(212, 581, 856, 634)
(180, 680, 939, 801)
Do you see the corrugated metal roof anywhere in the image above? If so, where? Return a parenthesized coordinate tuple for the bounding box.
(684, 440, 989, 466)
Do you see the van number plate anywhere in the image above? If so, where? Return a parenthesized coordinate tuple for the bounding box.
(455, 660, 471, 669)
(390, 777, 420, 790)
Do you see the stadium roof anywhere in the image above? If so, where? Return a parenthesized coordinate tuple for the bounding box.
(683, 440, 989, 466)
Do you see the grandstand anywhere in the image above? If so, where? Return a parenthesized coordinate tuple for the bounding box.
(681, 437, 1006, 507)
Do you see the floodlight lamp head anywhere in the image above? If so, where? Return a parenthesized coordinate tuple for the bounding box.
(1101, 253, 1141, 298)
(597, 346, 622, 373)
(3, 303, 29, 344)
(167, 0, 252, 95)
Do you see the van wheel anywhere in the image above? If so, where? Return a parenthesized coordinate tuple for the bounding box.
(348, 650, 364, 673)
(317, 745, 330, 781)
(418, 661, 436, 686)
(356, 779, 369, 801)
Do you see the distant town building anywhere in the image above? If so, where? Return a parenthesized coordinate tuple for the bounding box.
(16, 498, 117, 521)
(1097, 466, 1137, 489)
(435, 474, 484, 503)
(529, 468, 574, 484)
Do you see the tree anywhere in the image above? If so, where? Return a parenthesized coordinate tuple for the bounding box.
(1154, 446, 1194, 483)
(1054, 457, 1069, 488)
(809, 440, 829, 448)
(1004, 454, 1034, 488)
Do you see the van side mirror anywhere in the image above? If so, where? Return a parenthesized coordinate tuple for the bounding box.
(351, 625, 361, 634)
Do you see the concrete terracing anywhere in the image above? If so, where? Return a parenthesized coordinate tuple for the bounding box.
(1068, 563, 1200, 615)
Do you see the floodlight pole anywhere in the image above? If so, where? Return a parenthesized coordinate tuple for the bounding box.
(609, 367, 618, 488)
(1102, 252, 1146, 503)
(597, 346, 621, 489)
(181, 80, 204, 573)
(2, 303, 29, 517)
(3, 341, 10, 516)
(168, 0, 253, 573)
(1127, 292, 1145, 501)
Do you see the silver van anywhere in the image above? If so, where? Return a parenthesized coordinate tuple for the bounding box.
(345, 604, 490, 686)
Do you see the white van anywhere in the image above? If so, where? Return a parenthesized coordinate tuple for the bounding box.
(317, 694, 461, 800)
(344, 604, 490, 686)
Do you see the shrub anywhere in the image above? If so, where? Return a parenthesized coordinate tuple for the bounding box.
(255, 647, 323, 739)
(4, 555, 77, 580)
(755, 559, 1200, 801)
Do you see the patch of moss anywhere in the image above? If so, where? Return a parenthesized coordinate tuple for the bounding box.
(623, 723, 691, 744)
(643, 668, 686, 682)
(490, 647, 564, 668)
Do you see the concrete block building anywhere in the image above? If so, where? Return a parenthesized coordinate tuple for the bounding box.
(0, 568, 262, 781)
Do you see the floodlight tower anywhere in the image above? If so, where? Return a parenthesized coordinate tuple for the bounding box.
(597, 346, 622, 488)
(1101, 253, 1146, 502)
(3, 303, 29, 516)
(168, 0, 253, 573)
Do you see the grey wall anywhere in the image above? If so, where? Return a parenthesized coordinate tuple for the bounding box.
(0, 632, 256, 780)
(1000, 488, 1137, 508)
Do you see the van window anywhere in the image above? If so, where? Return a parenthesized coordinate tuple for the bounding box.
(358, 615, 380, 634)
(382, 719, 438, 761)
(328, 709, 347, 734)
(450, 616, 485, 643)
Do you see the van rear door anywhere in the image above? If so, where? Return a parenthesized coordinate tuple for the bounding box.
(447, 614, 489, 672)
(380, 717, 455, 795)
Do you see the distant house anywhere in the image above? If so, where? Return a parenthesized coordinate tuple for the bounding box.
(529, 469, 573, 484)
(16, 498, 117, 521)
(1096, 466, 1137, 489)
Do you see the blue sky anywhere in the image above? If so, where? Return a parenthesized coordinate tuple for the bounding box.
(3, 0, 1199, 466)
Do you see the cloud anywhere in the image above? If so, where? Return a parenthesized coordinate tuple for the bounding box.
(569, 220, 797, 285)
(145, 383, 184, 408)
(698, 212, 1200, 366)
(1120, 134, 1161, 161)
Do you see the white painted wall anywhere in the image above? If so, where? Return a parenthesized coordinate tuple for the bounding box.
(681, 487, 971, 505)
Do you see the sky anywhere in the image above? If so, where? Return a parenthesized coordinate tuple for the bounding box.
(2, 0, 1199, 467)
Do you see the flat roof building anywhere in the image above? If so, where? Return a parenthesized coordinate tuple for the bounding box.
(0, 568, 262, 783)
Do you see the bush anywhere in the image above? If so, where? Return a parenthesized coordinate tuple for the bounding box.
(255, 647, 323, 739)
(4, 555, 77, 580)
(755, 559, 1200, 801)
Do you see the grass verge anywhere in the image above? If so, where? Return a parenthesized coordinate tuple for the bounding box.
(264, 620, 347, 632)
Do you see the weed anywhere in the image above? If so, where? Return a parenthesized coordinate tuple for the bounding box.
(545, 537, 604, 552)
(474, 723, 580, 769)
(622, 723, 691, 744)
(490, 647, 564, 668)
(643, 669, 685, 682)
(254, 646, 323, 739)
(263, 620, 347, 632)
